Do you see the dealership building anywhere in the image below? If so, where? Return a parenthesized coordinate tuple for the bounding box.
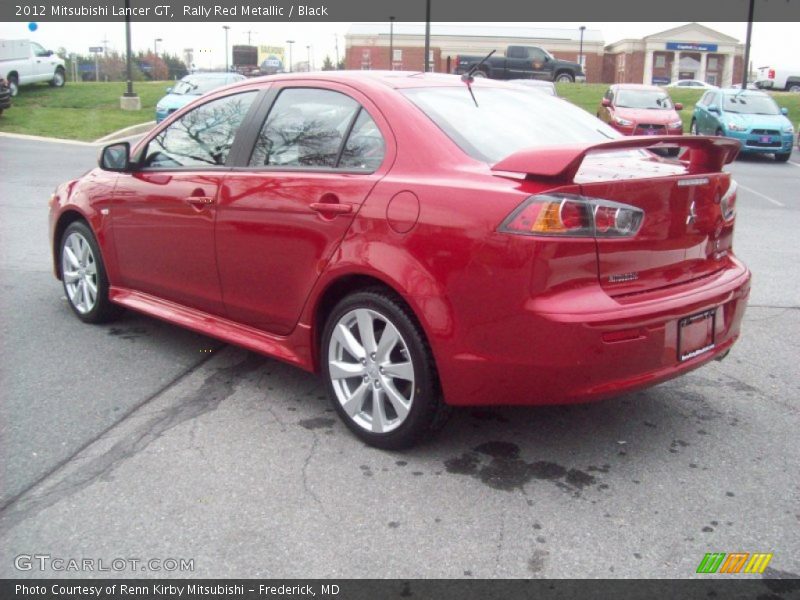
(344, 22, 745, 87)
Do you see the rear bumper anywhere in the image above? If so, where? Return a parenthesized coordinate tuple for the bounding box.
(438, 260, 751, 406)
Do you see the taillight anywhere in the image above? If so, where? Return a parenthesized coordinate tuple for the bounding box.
(499, 194, 644, 238)
(768, 69, 775, 79)
(720, 180, 737, 221)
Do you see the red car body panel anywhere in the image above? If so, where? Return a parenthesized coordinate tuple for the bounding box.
(49, 72, 751, 408)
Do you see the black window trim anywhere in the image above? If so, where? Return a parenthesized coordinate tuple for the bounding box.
(133, 88, 268, 173)
(240, 85, 385, 175)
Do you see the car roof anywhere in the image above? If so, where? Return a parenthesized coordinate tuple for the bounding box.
(718, 89, 769, 97)
(184, 72, 240, 79)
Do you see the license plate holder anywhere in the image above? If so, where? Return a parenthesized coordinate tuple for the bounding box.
(760, 135, 771, 143)
(678, 309, 716, 362)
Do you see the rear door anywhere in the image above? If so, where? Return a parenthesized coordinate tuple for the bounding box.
(215, 83, 394, 335)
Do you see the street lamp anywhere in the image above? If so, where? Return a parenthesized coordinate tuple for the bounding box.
(306, 45, 312, 71)
(286, 40, 295, 72)
(389, 16, 395, 70)
(154, 37, 162, 57)
(223, 26, 230, 71)
(120, 0, 140, 110)
(578, 26, 586, 75)
(424, 0, 431, 72)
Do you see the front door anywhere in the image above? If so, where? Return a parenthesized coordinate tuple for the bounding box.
(216, 84, 392, 335)
(111, 90, 259, 314)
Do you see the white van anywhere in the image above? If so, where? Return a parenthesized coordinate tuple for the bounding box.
(755, 66, 800, 92)
(0, 39, 66, 96)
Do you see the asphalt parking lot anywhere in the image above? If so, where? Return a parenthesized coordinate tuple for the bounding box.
(0, 135, 798, 581)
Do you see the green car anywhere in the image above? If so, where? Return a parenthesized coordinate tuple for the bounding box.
(690, 89, 794, 162)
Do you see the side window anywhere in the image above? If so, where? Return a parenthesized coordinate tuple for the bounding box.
(705, 92, 718, 107)
(697, 92, 708, 107)
(339, 109, 385, 171)
(507, 47, 526, 59)
(528, 48, 546, 63)
(142, 91, 256, 169)
(31, 42, 48, 57)
(250, 88, 359, 168)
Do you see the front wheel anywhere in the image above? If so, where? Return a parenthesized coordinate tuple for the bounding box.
(59, 221, 123, 323)
(321, 289, 449, 449)
(690, 119, 698, 135)
(775, 152, 791, 163)
(50, 67, 65, 88)
(555, 72, 575, 83)
(7, 74, 18, 97)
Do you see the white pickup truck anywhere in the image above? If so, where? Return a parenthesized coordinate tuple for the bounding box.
(0, 39, 66, 96)
(755, 66, 800, 92)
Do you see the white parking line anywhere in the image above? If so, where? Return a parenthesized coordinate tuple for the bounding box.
(789, 161, 800, 168)
(738, 183, 785, 207)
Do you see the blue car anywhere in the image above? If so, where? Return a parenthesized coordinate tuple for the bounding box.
(155, 72, 246, 123)
(690, 89, 794, 162)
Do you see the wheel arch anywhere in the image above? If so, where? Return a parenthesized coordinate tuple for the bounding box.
(53, 209, 90, 279)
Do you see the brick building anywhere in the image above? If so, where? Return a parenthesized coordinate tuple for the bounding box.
(344, 22, 744, 87)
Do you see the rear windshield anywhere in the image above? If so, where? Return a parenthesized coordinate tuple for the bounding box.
(615, 89, 674, 110)
(722, 94, 781, 115)
(402, 86, 620, 163)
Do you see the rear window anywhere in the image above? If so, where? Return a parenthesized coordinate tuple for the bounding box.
(402, 86, 620, 163)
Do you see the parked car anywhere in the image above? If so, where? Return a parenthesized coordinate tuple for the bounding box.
(155, 72, 247, 122)
(728, 83, 758, 90)
(690, 89, 795, 162)
(754, 66, 800, 92)
(454, 45, 585, 83)
(508, 79, 557, 96)
(0, 77, 11, 115)
(0, 39, 66, 96)
(665, 79, 718, 90)
(597, 84, 684, 136)
(49, 72, 750, 449)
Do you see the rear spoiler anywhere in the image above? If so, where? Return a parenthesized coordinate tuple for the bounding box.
(491, 135, 741, 182)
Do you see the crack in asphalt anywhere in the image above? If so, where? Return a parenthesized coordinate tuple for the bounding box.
(300, 432, 331, 520)
(0, 352, 263, 534)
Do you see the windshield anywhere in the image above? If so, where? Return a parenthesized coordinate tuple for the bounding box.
(615, 90, 674, 110)
(722, 94, 781, 115)
(171, 77, 228, 96)
(402, 86, 620, 163)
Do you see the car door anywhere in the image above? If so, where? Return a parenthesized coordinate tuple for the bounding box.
(702, 92, 720, 133)
(505, 46, 533, 79)
(528, 48, 551, 80)
(598, 88, 614, 124)
(215, 83, 394, 335)
(29, 42, 51, 82)
(111, 89, 261, 314)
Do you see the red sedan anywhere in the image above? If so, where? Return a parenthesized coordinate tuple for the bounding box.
(598, 83, 685, 136)
(49, 73, 750, 449)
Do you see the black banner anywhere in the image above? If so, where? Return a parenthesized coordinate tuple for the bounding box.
(3, 0, 800, 22)
(3, 579, 800, 600)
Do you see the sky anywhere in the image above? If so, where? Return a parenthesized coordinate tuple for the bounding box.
(0, 21, 797, 71)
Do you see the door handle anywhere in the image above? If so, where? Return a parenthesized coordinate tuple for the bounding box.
(309, 202, 352, 215)
(185, 195, 215, 207)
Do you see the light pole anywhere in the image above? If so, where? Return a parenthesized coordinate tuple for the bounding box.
(120, 0, 140, 110)
(154, 37, 162, 57)
(424, 0, 431, 72)
(334, 35, 339, 68)
(389, 16, 395, 70)
(286, 40, 294, 72)
(306, 45, 311, 71)
(742, 0, 755, 88)
(578, 26, 586, 77)
(223, 26, 230, 71)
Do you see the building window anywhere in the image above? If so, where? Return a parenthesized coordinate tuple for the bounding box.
(393, 49, 402, 62)
(655, 54, 666, 69)
(361, 49, 371, 70)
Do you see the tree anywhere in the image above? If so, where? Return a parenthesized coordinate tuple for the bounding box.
(337, 58, 345, 70)
(322, 55, 334, 71)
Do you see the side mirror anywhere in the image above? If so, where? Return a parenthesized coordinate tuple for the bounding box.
(45, 50, 53, 57)
(99, 142, 131, 171)
(780, 107, 789, 115)
(601, 98, 611, 107)
(674, 102, 684, 111)
(166, 87, 173, 93)
(708, 105, 720, 114)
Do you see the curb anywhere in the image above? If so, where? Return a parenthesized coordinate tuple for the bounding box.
(0, 132, 97, 146)
(95, 121, 155, 143)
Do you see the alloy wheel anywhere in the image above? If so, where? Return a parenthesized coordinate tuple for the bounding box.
(61, 232, 98, 314)
(327, 308, 415, 434)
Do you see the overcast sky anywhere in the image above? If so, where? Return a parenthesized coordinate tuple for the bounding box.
(0, 21, 796, 71)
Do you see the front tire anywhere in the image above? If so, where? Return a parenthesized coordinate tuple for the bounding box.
(775, 152, 791, 163)
(59, 221, 123, 324)
(555, 72, 575, 83)
(690, 119, 698, 135)
(50, 67, 65, 88)
(321, 289, 449, 449)
(7, 74, 18, 97)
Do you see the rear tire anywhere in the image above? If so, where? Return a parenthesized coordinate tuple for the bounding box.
(59, 221, 123, 324)
(775, 152, 791, 163)
(321, 288, 450, 450)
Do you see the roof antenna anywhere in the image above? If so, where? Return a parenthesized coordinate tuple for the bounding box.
(461, 49, 495, 107)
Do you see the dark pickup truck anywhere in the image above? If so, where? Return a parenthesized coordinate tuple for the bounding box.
(454, 45, 585, 83)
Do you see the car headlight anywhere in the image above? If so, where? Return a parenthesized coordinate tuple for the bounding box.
(614, 116, 634, 126)
(783, 124, 794, 133)
(669, 120, 683, 129)
(726, 122, 747, 132)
